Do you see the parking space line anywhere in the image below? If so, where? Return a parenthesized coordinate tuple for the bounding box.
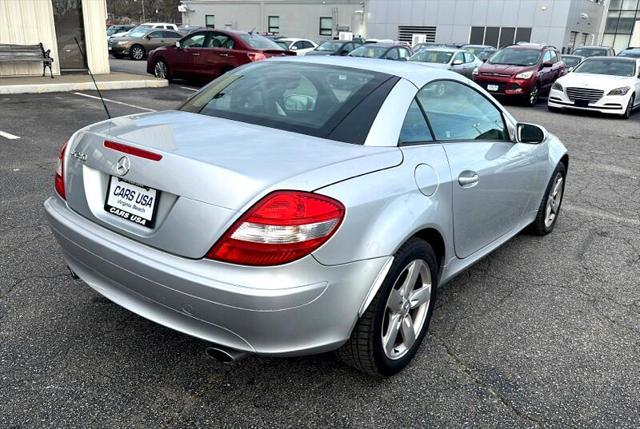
(72, 92, 156, 112)
(179, 86, 198, 92)
(564, 204, 640, 226)
(0, 130, 20, 140)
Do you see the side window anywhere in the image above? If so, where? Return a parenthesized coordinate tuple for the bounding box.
(418, 80, 508, 141)
(464, 52, 474, 63)
(343, 43, 354, 53)
(551, 51, 559, 62)
(183, 33, 206, 48)
(293, 41, 305, 49)
(543, 50, 553, 63)
(302, 41, 314, 49)
(452, 52, 464, 64)
(147, 31, 162, 39)
(386, 48, 399, 60)
(399, 100, 433, 145)
(398, 48, 410, 59)
(207, 34, 235, 49)
(162, 31, 180, 38)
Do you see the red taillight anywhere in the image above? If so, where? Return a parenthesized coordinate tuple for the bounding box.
(247, 52, 267, 62)
(55, 140, 68, 199)
(207, 191, 345, 266)
(104, 140, 162, 161)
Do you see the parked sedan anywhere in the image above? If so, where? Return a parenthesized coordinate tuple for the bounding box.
(109, 28, 182, 60)
(147, 29, 294, 82)
(305, 40, 363, 56)
(572, 45, 615, 57)
(617, 47, 640, 59)
(462, 44, 496, 62)
(348, 43, 413, 60)
(548, 57, 640, 119)
(409, 48, 482, 78)
(106, 24, 134, 40)
(46, 56, 568, 376)
(274, 38, 318, 55)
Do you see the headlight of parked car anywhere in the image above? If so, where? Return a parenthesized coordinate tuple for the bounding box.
(117, 41, 129, 46)
(515, 71, 534, 79)
(551, 82, 563, 91)
(607, 87, 630, 96)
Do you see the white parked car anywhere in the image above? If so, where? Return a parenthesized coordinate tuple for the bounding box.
(548, 57, 640, 119)
(274, 38, 318, 55)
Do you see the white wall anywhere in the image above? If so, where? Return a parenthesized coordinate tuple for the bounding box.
(0, 0, 109, 77)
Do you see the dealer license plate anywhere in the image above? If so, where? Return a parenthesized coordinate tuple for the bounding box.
(487, 84, 499, 92)
(104, 176, 158, 228)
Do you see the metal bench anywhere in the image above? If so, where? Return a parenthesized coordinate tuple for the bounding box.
(0, 43, 54, 78)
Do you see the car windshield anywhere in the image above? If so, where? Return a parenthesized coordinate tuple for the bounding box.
(464, 46, 485, 55)
(477, 50, 496, 61)
(618, 49, 640, 58)
(179, 62, 390, 141)
(409, 50, 453, 64)
(317, 41, 343, 52)
(237, 33, 283, 50)
(349, 45, 388, 58)
(563, 56, 582, 68)
(275, 40, 289, 49)
(489, 48, 541, 66)
(573, 47, 606, 57)
(573, 58, 636, 77)
(127, 29, 149, 38)
(107, 27, 119, 36)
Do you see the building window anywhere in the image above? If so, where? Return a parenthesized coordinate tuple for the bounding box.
(205, 15, 215, 29)
(319, 17, 333, 36)
(268, 16, 279, 34)
(468, 26, 531, 47)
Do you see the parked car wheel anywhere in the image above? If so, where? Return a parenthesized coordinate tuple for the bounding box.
(153, 59, 170, 80)
(130, 44, 146, 61)
(621, 95, 634, 120)
(337, 238, 438, 377)
(529, 162, 566, 235)
(525, 85, 540, 107)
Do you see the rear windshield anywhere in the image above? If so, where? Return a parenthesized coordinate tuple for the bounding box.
(349, 45, 388, 58)
(573, 58, 636, 77)
(317, 41, 343, 52)
(179, 62, 393, 143)
(618, 49, 640, 58)
(237, 33, 283, 50)
(410, 50, 453, 64)
(573, 47, 606, 57)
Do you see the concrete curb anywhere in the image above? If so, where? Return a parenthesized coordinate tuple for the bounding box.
(0, 78, 168, 94)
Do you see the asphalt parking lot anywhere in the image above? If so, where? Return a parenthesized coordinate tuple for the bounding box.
(1, 82, 639, 428)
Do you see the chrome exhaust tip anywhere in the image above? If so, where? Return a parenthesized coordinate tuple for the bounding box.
(204, 346, 247, 363)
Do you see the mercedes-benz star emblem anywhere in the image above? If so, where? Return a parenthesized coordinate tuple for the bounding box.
(116, 156, 130, 176)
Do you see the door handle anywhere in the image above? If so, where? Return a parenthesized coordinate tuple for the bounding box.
(192, 52, 200, 56)
(458, 171, 479, 187)
(218, 53, 229, 57)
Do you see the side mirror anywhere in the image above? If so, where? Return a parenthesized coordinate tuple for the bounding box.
(517, 123, 547, 144)
(542, 61, 553, 68)
(175, 41, 181, 49)
(146, 35, 152, 40)
(452, 59, 463, 66)
(290, 45, 298, 51)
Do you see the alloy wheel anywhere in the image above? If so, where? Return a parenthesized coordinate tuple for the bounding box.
(154, 61, 167, 79)
(544, 173, 564, 228)
(132, 46, 144, 60)
(381, 259, 432, 360)
(529, 86, 539, 106)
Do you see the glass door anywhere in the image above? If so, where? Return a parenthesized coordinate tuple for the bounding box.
(52, 0, 87, 72)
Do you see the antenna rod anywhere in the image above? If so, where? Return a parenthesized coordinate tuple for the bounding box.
(74, 37, 111, 119)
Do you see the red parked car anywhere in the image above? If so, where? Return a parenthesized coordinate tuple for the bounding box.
(472, 44, 566, 106)
(147, 29, 295, 82)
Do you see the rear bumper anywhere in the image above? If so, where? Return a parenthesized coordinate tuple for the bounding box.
(45, 196, 390, 356)
(548, 88, 627, 115)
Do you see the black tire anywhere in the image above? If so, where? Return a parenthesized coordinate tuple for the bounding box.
(525, 84, 540, 107)
(129, 44, 146, 60)
(337, 238, 438, 377)
(111, 53, 123, 59)
(621, 95, 634, 119)
(528, 162, 566, 236)
(153, 59, 170, 80)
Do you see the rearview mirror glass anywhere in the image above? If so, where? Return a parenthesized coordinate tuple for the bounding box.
(517, 123, 546, 144)
(283, 94, 316, 112)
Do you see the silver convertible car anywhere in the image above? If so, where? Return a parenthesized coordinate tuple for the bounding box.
(45, 56, 568, 376)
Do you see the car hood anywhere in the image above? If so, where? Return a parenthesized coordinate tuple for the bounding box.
(78, 110, 403, 210)
(556, 73, 637, 91)
(409, 62, 450, 69)
(479, 63, 536, 75)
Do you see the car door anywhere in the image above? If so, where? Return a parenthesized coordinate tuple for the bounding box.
(199, 32, 239, 79)
(417, 80, 541, 258)
(450, 52, 466, 75)
(173, 32, 207, 78)
(538, 49, 555, 90)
